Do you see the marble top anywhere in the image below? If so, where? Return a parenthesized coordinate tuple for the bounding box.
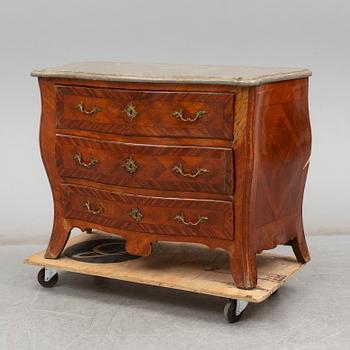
(31, 62, 311, 86)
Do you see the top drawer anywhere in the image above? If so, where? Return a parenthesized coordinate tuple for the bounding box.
(56, 86, 235, 140)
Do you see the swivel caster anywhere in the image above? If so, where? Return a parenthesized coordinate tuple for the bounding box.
(84, 228, 93, 234)
(37, 268, 59, 288)
(223, 299, 249, 323)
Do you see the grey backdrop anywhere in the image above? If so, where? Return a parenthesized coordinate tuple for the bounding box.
(1, 0, 349, 244)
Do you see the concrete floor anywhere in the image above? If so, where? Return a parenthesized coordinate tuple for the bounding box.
(1, 235, 350, 350)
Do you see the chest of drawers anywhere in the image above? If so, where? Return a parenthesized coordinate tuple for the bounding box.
(32, 62, 312, 289)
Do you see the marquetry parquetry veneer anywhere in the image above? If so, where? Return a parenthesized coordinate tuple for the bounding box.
(32, 62, 312, 289)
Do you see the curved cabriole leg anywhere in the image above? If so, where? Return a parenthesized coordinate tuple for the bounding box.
(45, 219, 72, 259)
(229, 251, 257, 290)
(289, 219, 310, 264)
(290, 237, 310, 263)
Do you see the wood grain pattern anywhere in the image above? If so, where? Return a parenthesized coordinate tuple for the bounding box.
(39, 79, 73, 259)
(61, 184, 234, 241)
(233, 88, 249, 145)
(56, 134, 233, 195)
(250, 79, 311, 256)
(57, 85, 235, 139)
(239, 79, 311, 289)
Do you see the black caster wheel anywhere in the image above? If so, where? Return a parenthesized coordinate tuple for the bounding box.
(224, 299, 248, 323)
(84, 228, 93, 234)
(37, 268, 59, 288)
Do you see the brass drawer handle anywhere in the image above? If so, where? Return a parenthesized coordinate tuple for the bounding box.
(172, 163, 209, 178)
(77, 101, 102, 115)
(83, 201, 104, 215)
(74, 153, 98, 168)
(172, 109, 207, 122)
(123, 102, 138, 121)
(174, 212, 208, 226)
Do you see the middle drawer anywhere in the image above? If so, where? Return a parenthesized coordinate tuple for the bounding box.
(56, 135, 234, 195)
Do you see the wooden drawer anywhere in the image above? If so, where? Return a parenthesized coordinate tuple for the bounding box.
(56, 135, 233, 195)
(62, 185, 234, 240)
(56, 86, 235, 139)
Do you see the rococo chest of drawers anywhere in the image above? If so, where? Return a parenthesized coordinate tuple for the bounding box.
(32, 62, 312, 289)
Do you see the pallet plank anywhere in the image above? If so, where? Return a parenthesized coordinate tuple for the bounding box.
(24, 232, 304, 303)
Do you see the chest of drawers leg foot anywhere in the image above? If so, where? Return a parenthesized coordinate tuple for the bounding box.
(44, 218, 72, 259)
(228, 249, 257, 290)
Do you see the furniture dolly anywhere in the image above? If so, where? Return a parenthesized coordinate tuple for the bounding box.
(25, 231, 304, 323)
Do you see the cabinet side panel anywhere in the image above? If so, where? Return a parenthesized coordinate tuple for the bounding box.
(39, 78, 73, 257)
(250, 79, 311, 253)
(39, 78, 61, 216)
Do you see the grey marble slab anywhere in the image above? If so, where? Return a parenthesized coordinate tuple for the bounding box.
(31, 62, 311, 86)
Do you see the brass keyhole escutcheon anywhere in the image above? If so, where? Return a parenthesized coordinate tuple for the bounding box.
(123, 102, 138, 121)
(129, 207, 143, 223)
(122, 156, 138, 174)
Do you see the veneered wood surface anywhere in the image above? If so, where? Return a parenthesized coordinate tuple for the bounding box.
(234, 79, 311, 289)
(249, 79, 311, 257)
(24, 232, 304, 303)
(37, 76, 311, 290)
(56, 134, 233, 195)
(57, 85, 235, 139)
(61, 184, 234, 240)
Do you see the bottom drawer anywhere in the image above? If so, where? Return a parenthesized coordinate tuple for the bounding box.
(62, 185, 234, 240)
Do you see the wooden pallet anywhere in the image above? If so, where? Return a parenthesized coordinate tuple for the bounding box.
(24, 232, 304, 303)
